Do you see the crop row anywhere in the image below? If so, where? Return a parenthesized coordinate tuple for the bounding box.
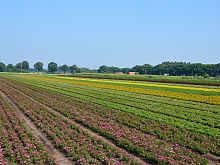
(8, 76, 220, 156)
(0, 94, 55, 164)
(15, 74, 220, 113)
(3, 76, 220, 156)
(0, 144, 3, 165)
(26, 75, 220, 105)
(11, 76, 220, 138)
(63, 77, 220, 104)
(69, 74, 220, 86)
(0, 82, 146, 165)
(56, 81, 220, 117)
(22, 78, 220, 128)
(58, 84, 220, 127)
(0, 77, 211, 164)
(49, 78, 220, 112)
(64, 76, 220, 95)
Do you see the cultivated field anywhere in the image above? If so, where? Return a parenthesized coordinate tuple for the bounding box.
(70, 73, 220, 86)
(0, 73, 219, 164)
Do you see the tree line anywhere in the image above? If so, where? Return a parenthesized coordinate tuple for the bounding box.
(0, 61, 82, 74)
(0, 61, 220, 77)
(98, 62, 220, 77)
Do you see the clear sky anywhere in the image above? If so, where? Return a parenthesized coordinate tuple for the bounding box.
(0, 0, 220, 68)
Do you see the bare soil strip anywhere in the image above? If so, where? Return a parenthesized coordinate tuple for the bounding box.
(1, 82, 148, 164)
(0, 91, 73, 165)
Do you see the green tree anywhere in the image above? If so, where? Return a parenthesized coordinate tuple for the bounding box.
(61, 64, 69, 74)
(98, 65, 108, 73)
(6, 64, 14, 72)
(142, 64, 153, 74)
(130, 65, 142, 74)
(0, 62, 5, 72)
(70, 65, 80, 74)
(34, 62, 44, 73)
(21, 61, 29, 72)
(121, 68, 130, 74)
(213, 63, 220, 77)
(48, 62, 58, 73)
(98, 65, 119, 73)
(80, 67, 91, 73)
(15, 63, 22, 72)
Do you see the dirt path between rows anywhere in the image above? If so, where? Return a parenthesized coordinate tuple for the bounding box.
(0, 91, 73, 165)
(1, 82, 148, 165)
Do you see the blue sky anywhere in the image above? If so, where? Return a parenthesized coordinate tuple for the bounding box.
(0, 0, 220, 68)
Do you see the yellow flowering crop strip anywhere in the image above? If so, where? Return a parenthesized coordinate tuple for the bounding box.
(51, 76, 220, 93)
(19, 74, 220, 93)
(18, 75, 220, 105)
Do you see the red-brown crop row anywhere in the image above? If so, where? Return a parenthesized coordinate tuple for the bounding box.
(0, 94, 55, 164)
(0, 81, 142, 164)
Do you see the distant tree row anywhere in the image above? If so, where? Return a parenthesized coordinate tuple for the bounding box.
(0, 61, 82, 74)
(0, 61, 30, 73)
(1, 61, 220, 77)
(98, 62, 220, 77)
(49, 63, 81, 74)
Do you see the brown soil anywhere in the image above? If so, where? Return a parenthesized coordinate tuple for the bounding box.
(0, 91, 73, 165)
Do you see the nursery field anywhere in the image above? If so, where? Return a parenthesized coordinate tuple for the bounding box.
(0, 73, 220, 164)
(69, 73, 220, 86)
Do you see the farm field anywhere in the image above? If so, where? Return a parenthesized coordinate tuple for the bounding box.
(0, 73, 220, 164)
(69, 73, 220, 86)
